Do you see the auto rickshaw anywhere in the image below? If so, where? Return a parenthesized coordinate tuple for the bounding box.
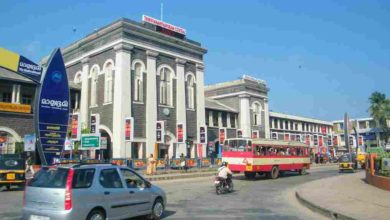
(338, 153, 357, 172)
(0, 154, 26, 190)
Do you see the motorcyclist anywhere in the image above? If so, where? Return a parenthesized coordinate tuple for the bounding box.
(217, 161, 233, 184)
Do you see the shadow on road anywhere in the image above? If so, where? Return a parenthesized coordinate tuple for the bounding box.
(0, 186, 24, 192)
(129, 210, 176, 220)
(233, 171, 306, 181)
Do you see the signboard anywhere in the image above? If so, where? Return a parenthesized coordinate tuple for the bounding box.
(237, 129, 243, 138)
(199, 126, 207, 144)
(306, 135, 311, 145)
(156, 121, 165, 143)
(319, 135, 323, 147)
(219, 128, 226, 144)
(321, 126, 327, 134)
(100, 137, 108, 150)
(24, 134, 36, 152)
(0, 47, 42, 82)
(252, 130, 259, 139)
(90, 114, 100, 134)
(36, 49, 70, 165)
(125, 117, 134, 141)
(177, 123, 184, 143)
(284, 133, 290, 141)
(333, 135, 338, 146)
(313, 135, 318, 146)
(81, 134, 100, 149)
(328, 135, 332, 146)
(0, 102, 31, 113)
(64, 138, 73, 151)
(142, 15, 186, 39)
(358, 136, 363, 146)
(71, 113, 80, 140)
(271, 132, 277, 140)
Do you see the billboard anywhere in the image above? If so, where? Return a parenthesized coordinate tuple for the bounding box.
(199, 125, 207, 144)
(35, 49, 70, 165)
(90, 114, 100, 134)
(177, 123, 184, 143)
(24, 134, 36, 152)
(71, 113, 80, 140)
(125, 117, 134, 141)
(219, 128, 226, 144)
(156, 121, 165, 143)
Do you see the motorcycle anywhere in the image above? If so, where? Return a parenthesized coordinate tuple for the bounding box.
(214, 174, 233, 195)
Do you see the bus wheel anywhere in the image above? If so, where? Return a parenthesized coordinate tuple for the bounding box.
(244, 172, 256, 179)
(271, 166, 279, 179)
(299, 167, 307, 175)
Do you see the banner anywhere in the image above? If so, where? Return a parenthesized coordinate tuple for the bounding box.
(313, 135, 318, 146)
(177, 123, 184, 143)
(333, 135, 338, 146)
(71, 113, 80, 140)
(219, 128, 226, 144)
(198, 144, 203, 159)
(24, 134, 36, 152)
(0, 102, 31, 113)
(319, 135, 323, 147)
(90, 114, 100, 134)
(358, 136, 363, 146)
(306, 135, 310, 145)
(64, 138, 73, 151)
(272, 132, 277, 140)
(237, 129, 243, 138)
(36, 49, 70, 165)
(284, 133, 290, 141)
(125, 117, 134, 141)
(252, 130, 259, 139)
(199, 126, 207, 144)
(156, 121, 165, 143)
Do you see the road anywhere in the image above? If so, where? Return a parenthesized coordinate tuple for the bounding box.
(0, 166, 339, 220)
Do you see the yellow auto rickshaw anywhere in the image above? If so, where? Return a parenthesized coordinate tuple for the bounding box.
(338, 153, 357, 172)
(0, 154, 26, 190)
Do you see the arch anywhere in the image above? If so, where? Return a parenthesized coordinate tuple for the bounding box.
(0, 127, 22, 142)
(103, 61, 114, 103)
(103, 59, 115, 71)
(89, 64, 100, 78)
(99, 125, 113, 140)
(157, 64, 176, 78)
(131, 59, 146, 72)
(73, 71, 82, 84)
(251, 101, 262, 111)
(185, 72, 196, 83)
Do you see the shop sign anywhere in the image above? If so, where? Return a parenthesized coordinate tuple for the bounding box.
(0, 102, 31, 113)
(219, 128, 226, 144)
(177, 123, 184, 143)
(199, 126, 207, 144)
(125, 117, 134, 141)
(24, 134, 36, 152)
(36, 49, 70, 165)
(142, 15, 186, 36)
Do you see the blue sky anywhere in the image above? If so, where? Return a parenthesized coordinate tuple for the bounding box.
(1, 0, 389, 121)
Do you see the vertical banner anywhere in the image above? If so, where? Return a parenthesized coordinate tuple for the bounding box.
(271, 132, 277, 140)
(306, 134, 311, 145)
(36, 49, 70, 165)
(321, 126, 326, 134)
(319, 135, 323, 147)
(199, 126, 207, 144)
(284, 133, 290, 141)
(71, 113, 80, 140)
(24, 134, 36, 152)
(156, 121, 165, 143)
(296, 134, 301, 142)
(333, 135, 338, 146)
(64, 138, 73, 151)
(313, 135, 318, 146)
(125, 117, 134, 141)
(90, 114, 100, 134)
(251, 130, 259, 139)
(358, 136, 363, 146)
(237, 129, 243, 138)
(177, 123, 184, 143)
(198, 144, 203, 159)
(328, 135, 332, 146)
(219, 128, 226, 144)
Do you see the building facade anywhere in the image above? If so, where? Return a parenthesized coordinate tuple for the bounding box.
(55, 17, 207, 159)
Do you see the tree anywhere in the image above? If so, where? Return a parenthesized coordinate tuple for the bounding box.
(368, 92, 390, 146)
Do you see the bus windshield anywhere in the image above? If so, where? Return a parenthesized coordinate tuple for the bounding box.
(224, 139, 252, 152)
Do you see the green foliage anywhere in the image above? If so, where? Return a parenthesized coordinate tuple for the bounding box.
(368, 91, 390, 145)
(15, 142, 24, 154)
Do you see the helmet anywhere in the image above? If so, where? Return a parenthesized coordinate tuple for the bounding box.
(222, 161, 228, 167)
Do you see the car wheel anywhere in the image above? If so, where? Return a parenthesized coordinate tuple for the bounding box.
(86, 209, 106, 220)
(149, 198, 164, 220)
(299, 167, 307, 175)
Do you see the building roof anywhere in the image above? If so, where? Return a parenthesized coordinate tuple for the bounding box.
(205, 98, 238, 113)
(333, 117, 373, 123)
(269, 111, 333, 126)
(205, 75, 267, 91)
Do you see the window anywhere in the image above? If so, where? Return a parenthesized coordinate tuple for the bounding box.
(274, 119, 278, 129)
(280, 120, 283, 129)
(159, 67, 173, 106)
(206, 111, 210, 126)
(73, 169, 95, 188)
(104, 62, 113, 103)
(252, 103, 261, 125)
(290, 122, 294, 130)
(90, 66, 99, 107)
(74, 72, 82, 84)
(28, 167, 68, 188)
(133, 62, 143, 102)
(1, 92, 12, 103)
(186, 74, 195, 109)
(358, 121, 366, 129)
(222, 112, 227, 127)
(285, 121, 289, 130)
(120, 169, 145, 188)
(212, 111, 219, 127)
(295, 123, 298, 131)
(21, 95, 32, 105)
(99, 169, 123, 188)
(230, 114, 236, 128)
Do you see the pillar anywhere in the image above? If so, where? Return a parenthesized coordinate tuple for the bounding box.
(264, 98, 270, 138)
(80, 57, 90, 129)
(239, 94, 251, 137)
(175, 58, 187, 157)
(196, 64, 206, 158)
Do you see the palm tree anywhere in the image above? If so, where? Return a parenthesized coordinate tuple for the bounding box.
(369, 92, 390, 146)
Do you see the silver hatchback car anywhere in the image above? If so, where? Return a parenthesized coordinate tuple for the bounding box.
(22, 163, 167, 220)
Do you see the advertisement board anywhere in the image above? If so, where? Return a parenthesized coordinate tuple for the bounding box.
(156, 121, 165, 143)
(237, 129, 243, 138)
(64, 138, 73, 151)
(35, 49, 70, 165)
(0, 102, 31, 113)
(24, 134, 36, 152)
(219, 128, 226, 144)
(199, 126, 207, 144)
(71, 113, 80, 140)
(125, 117, 134, 141)
(90, 114, 100, 134)
(177, 123, 184, 143)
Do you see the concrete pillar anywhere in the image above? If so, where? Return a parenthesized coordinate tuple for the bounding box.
(80, 57, 90, 129)
(175, 58, 187, 158)
(145, 50, 158, 158)
(239, 94, 251, 137)
(264, 98, 270, 138)
(112, 43, 133, 158)
(218, 112, 222, 128)
(227, 113, 231, 128)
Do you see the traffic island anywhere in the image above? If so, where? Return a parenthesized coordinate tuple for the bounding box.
(296, 171, 390, 220)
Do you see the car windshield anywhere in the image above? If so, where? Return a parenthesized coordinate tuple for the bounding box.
(28, 167, 69, 188)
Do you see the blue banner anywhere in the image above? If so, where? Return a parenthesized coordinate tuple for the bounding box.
(17, 55, 42, 82)
(36, 49, 69, 165)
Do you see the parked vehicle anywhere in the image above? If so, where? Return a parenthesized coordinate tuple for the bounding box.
(22, 163, 166, 220)
(214, 174, 233, 195)
(0, 154, 25, 190)
(339, 153, 357, 172)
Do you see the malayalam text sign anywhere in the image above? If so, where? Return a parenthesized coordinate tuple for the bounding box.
(81, 134, 100, 149)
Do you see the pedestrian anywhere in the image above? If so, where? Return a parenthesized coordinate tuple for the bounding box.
(25, 156, 34, 176)
(146, 154, 156, 175)
(164, 154, 170, 171)
(180, 153, 186, 171)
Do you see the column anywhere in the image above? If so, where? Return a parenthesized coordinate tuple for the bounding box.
(196, 64, 206, 158)
(11, 84, 17, 103)
(145, 50, 158, 158)
(175, 58, 187, 157)
(218, 112, 222, 127)
(227, 113, 231, 128)
(80, 57, 90, 129)
(112, 43, 133, 158)
(264, 98, 270, 138)
(239, 94, 251, 137)
(15, 85, 21, 103)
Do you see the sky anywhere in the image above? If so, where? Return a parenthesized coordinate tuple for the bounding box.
(1, 0, 389, 121)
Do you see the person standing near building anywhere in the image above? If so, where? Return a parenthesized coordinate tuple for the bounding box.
(146, 154, 156, 175)
(25, 156, 34, 176)
(164, 154, 170, 171)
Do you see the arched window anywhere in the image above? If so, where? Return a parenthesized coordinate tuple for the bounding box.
(133, 62, 144, 102)
(186, 74, 195, 109)
(252, 102, 262, 125)
(74, 71, 82, 84)
(159, 67, 173, 106)
(90, 65, 99, 107)
(103, 62, 113, 103)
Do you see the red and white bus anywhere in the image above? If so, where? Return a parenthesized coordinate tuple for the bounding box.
(222, 138, 310, 179)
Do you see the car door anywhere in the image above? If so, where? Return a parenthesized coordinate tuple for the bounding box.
(119, 168, 153, 215)
(99, 168, 132, 219)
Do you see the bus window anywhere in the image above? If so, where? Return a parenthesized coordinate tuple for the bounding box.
(254, 145, 261, 155)
(237, 139, 246, 152)
(247, 141, 252, 152)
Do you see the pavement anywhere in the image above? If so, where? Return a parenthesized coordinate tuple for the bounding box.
(296, 171, 390, 220)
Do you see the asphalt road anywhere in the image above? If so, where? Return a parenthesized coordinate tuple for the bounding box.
(0, 166, 340, 220)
